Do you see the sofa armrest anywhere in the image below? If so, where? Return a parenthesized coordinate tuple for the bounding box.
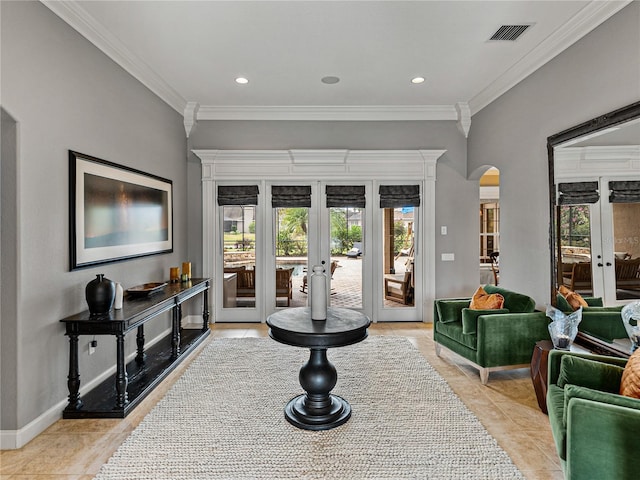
(475, 312, 550, 367)
(434, 299, 471, 324)
(461, 308, 509, 335)
(566, 397, 640, 480)
(548, 350, 628, 386)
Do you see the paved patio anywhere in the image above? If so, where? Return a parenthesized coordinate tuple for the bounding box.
(282, 255, 412, 309)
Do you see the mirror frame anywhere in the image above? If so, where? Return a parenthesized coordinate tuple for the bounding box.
(547, 100, 640, 304)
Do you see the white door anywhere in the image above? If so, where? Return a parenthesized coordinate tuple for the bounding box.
(559, 177, 640, 306)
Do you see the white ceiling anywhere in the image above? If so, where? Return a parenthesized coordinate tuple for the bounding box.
(43, 1, 632, 124)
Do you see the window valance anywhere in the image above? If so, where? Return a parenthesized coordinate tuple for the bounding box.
(325, 185, 366, 208)
(379, 185, 421, 208)
(558, 182, 599, 205)
(217, 185, 259, 205)
(609, 181, 640, 203)
(271, 185, 312, 208)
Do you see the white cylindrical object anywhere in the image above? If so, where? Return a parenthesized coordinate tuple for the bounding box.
(114, 282, 124, 310)
(310, 265, 327, 320)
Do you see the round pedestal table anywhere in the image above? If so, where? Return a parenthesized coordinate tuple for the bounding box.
(266, 307, 370, 430)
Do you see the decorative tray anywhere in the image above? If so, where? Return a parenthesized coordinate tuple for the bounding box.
(126, 282, 168, 297)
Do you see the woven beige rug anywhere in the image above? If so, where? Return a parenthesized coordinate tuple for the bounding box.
(94, 336, 524, 479)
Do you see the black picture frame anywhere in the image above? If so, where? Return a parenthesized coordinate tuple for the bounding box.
(69, 150, 173, 270)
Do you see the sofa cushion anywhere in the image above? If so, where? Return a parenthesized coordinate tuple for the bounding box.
(461, 308, 509, 335)
(436, 299, 470, 324)
(483, 285, 535, 313)
(620, 349, 640, 399)
(558, 285, 588, 311)
(557, 355, 625, 393)
(469, 286, 505, 310)
(564, 384, 640, 426)
(435, 320, 477, 350)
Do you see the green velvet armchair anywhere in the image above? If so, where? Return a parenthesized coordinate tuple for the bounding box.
(433, 285, 550, 384)
(556, 294, 627, 342)
(546, 350, 640, 480)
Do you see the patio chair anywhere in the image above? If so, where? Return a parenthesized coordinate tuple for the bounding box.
(275, 268, 294, 306)
(300, 261, 337, 293)
(346, 242, 363, 258)
(384, 269, 413, 305)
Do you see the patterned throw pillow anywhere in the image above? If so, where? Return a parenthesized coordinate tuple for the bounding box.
(559, 285, 588, 311)
(620, 348, 640, 399)
(469, 286, 504, 310)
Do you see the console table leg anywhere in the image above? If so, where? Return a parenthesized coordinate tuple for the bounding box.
(66, 334, 83, 410)
(171, 303, 181, 359)
(135, 325, 146, 364)
(115, 333, 128, 408)
(202, 287, 210, 332)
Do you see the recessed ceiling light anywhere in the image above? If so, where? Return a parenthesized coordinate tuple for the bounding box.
(321, 76, 340, 85)
(235, 77, 249, 84)
(411, 77, 425, 84)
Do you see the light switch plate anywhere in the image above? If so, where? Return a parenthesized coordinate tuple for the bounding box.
(441, 253, 455, 261)
(441, 226, 447, 235)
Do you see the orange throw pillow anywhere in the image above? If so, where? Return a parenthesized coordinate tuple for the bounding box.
(620, 348, 640, 399)
(559, 285, 588, 311)
(469, 286, 505, 310)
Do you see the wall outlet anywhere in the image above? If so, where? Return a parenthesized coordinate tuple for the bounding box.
(88, 340, 97, 355)
(441, 253, 455, 261)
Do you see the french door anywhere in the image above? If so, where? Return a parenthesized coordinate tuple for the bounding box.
(196, 148, 444, 324)
(558, 177, 640, 305)
(213, 180, 424, 322)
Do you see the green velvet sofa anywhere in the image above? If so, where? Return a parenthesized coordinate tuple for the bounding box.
(433, 285, 550, 384)
(546, 350, 640, 480)
(556, 294, 627, 343)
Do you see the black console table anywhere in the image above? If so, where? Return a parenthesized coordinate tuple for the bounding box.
(60, 278, 210, 418)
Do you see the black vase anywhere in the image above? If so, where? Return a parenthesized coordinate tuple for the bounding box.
(86, 274, 116, 316)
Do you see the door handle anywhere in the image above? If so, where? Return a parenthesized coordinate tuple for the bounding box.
(597, 263, 603, 267)
(606, 262, 612, 267)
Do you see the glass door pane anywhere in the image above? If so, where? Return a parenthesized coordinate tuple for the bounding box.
(329, 207, 363, 309)
(382, 207, 415, 308)
(222, 205, 257, 309)
(275, 207, 308, 307)
(559, 204, 593, 296)
(612, 202, 640, 300)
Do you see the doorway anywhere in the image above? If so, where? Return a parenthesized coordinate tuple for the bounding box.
(558, 177, 640, 304)
(196, 149, 444, 323)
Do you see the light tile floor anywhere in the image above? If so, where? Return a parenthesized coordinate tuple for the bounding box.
(0, 322, 564, 479)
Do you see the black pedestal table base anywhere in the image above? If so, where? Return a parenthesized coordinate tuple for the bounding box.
(266, 307, 370, 431)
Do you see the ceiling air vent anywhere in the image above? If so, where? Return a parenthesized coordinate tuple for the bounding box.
(489, 24, 531, 41)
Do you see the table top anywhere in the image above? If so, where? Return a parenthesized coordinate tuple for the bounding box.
(267, 307, 370, 349)
(60, 278, 209, 326)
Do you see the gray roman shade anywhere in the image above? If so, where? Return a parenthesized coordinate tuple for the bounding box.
(379, 185, 421, 208)
(217, 185, 259, 205)
(325, 185, 366, 208)
(271, 185, 311, 208)
(609, 181, 640, 203)
(558, 182, 599, 205)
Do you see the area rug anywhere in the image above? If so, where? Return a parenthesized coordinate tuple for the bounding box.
(94, 336, 524, 479)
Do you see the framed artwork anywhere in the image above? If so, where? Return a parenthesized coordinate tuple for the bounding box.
(69, 150, 173, 270)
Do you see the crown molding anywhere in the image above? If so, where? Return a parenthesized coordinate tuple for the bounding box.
(196, 105, 458, 122)
(469, 0, 632, 115)
(41, 0, 186, 114)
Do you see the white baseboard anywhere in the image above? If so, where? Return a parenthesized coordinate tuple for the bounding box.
(1, 326, 172, 450)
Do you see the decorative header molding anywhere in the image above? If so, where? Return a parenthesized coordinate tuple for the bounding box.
(554, 145, 640, 181)
(193, 149, 446, 182)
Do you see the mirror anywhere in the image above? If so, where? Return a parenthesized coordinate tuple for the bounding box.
(547, 101, 640, 305)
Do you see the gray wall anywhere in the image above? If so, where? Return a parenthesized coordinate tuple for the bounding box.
(1, 2, 187, 431)
(188, 120, 480, 301)
(468, 1, 640, 306)
(1, 108, 19, 429)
